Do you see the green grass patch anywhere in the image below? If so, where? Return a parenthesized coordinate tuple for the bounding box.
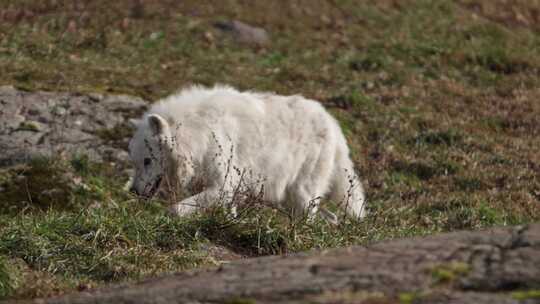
(0, 158, 78, 213)
(224, 297, 258, 304)
(0, 156, 470, 299)
(0, 256, 14, 299)
(411, 130, 464, 147)
(511, 290, 540, 301)
(398, 292, 421, 304)
(431, 262, 470, 285)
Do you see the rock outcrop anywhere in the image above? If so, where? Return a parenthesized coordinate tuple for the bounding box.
(26, 224, 540, 304)
(0, 86, 147, 166)
(214, 20, 270, 47)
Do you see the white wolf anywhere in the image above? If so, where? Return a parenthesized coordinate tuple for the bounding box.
(128, 85, 366, 221)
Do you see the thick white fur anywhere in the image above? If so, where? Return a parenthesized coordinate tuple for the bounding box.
(128, 85, 366, 220)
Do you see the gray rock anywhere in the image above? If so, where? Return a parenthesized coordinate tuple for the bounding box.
(0, 86, 147, 167)
(214, 20, 270, 47)
(27, 224, 540, 304)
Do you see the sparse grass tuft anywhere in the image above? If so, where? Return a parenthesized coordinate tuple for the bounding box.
(511, 290, 540, 301)
(412, 130, 464, 147)
(0, 158, 77, 213)
(224, 297, 257, 304)
(398, 292, 418, 304)
(431, 262, 470, 285)
(0, 256, 14, 299)
(94, 123, 135, 148)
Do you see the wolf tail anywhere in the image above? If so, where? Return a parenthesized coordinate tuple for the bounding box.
(328, 148, 366, 219)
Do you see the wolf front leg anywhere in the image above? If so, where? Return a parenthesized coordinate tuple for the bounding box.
(167, 187, 237, 217)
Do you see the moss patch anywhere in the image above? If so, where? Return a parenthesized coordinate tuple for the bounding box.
(431, 262, 470, 285)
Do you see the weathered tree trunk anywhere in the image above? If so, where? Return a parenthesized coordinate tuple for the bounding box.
(27, 224, 540, 304)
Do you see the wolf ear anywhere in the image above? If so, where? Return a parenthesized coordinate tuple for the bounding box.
(147, 114, 169, 136)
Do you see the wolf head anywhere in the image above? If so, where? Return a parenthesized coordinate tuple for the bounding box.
(128, 113, 174, 198)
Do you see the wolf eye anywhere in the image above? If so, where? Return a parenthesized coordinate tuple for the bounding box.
(144, 158, 152, 167)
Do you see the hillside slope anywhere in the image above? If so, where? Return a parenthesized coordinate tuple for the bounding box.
(1, 0, 540, 300)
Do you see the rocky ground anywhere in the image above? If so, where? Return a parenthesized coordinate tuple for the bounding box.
(18, 223, 540, 304)
(0, 86, 146, 167)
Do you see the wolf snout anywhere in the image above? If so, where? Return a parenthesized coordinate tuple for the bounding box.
(129, 185, 138, 195)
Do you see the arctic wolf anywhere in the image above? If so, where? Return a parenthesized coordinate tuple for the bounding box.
(128, 85, 366, 221)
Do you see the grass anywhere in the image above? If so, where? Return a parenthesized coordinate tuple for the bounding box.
(431, 262, 470, 285)
(511, 290, 540, 301)
(1, 0, 540, 300)
(0, 256, 14, 298)
(0, 157, 429, 299)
